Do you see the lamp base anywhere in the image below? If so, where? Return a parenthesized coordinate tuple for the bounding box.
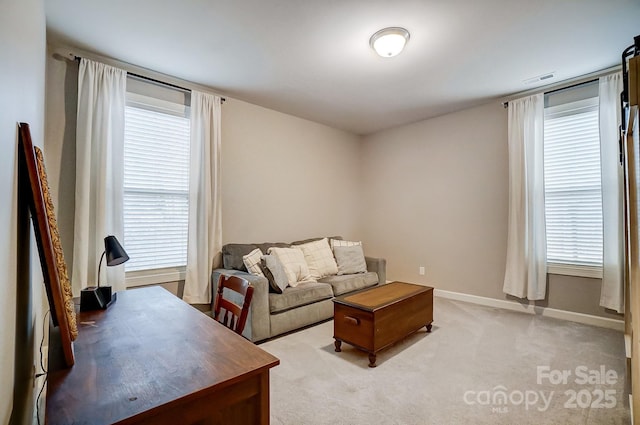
(80, 286, 114, 311)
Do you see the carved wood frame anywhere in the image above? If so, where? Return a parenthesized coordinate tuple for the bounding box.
(18, 122, 76, 368)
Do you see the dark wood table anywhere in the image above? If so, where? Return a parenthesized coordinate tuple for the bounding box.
(333, 281, 433, 367)
(46, 286, 279, 424)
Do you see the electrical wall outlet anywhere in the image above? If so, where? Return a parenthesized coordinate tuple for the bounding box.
(419, 266, 425, 275)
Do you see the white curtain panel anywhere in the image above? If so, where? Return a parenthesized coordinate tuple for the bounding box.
(599, 73, 624, 313)
(72, 58, 127, 295)
(503, 93, 547, 300)
(183, 91, 222, 304)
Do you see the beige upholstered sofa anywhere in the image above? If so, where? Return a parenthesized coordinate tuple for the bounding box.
(211, 237, 386, 342)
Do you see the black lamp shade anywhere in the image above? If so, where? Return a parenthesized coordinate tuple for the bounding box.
(104, 235, 129, 266)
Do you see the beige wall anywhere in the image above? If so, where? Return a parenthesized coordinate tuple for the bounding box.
(221, 98, 362, 244)
(361, 102, 509, 294)
(1, 0, 47, 423)
(360, 101, 621, 320)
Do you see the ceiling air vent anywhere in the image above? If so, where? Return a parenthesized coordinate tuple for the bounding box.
(523, 72, 556, 85)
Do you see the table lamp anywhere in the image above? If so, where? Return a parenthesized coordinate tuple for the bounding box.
(80, 235, 130, 311)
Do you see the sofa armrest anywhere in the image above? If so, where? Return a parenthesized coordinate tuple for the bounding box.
(365, 256, 387, 285)
(211, 268, 271, 342)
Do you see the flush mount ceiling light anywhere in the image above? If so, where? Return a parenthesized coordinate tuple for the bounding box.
(370, 27, 410, 58)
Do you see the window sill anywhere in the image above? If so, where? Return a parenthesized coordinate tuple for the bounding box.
(126, 266, 186, 287)
(547, 263, 603, 279)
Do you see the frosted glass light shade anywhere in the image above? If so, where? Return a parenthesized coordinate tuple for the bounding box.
(370, 27, 410, 58)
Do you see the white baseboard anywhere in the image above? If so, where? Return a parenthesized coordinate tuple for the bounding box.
(434, 288, 624, 331)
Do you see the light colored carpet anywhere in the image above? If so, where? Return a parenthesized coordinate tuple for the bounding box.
(260, 297, 630, 425)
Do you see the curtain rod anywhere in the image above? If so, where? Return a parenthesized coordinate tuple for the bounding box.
(501, 78, 598, 108)
(128, 71, 192, 95)
(501, 65, 620, 108)
(127, 71, 225, 103)
(69, 53, 226, 103)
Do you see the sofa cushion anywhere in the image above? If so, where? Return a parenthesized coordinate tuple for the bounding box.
(333, 245, 367, 275)
(267, 247, 314, 287)
(319, 272, 379, 296)
(222, 244, 259, 271)
(269, 281, 334, 314)
(295, 237, 338, 279)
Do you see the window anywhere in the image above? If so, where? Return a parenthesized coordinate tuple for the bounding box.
(543, 95, 602, 278)
(123, 89, 191, 286)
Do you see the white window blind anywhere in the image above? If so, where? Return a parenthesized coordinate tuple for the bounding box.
(123, 94, 190, 273)
(543, 97, 602, 272)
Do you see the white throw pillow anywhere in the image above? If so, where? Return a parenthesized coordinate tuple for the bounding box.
(330, 239, 362, 249)
(242, 248, 265, 277)
(295, 238, 338, 279)
(267, 247, 314, 287)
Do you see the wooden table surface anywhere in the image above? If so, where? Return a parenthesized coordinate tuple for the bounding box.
(46, 286, 280, 424)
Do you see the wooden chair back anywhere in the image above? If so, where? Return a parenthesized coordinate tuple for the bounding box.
(213, 275, 254, 335)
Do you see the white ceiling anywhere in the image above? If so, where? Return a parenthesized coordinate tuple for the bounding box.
(45, 0, 640, 135)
